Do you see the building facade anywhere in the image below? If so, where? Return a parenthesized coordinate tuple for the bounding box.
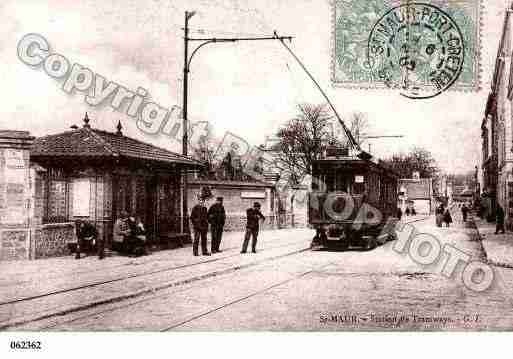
(482, 4, 513, 228)
(398, 178, 434, 215)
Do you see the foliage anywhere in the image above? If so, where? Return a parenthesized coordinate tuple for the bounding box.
(383, 146, 440, 180)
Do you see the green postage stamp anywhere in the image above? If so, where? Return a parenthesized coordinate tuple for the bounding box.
(331, 0, 482, 98)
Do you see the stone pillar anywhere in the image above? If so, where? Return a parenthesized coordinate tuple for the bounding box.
(0, 131, 35, 260)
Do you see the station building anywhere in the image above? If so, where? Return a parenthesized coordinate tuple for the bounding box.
(0, 114, 203, 260)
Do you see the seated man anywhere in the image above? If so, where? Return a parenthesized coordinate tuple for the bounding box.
(113, 211, 131, 254)
(75, 220, 98, 259)
(127, 215, 148, 256)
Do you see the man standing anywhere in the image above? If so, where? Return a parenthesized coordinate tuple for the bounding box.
(241, 202, 265, 254)
(191, 197, 210, 256)
(208, 197, 226, 253)
(496, 205, 506, 234)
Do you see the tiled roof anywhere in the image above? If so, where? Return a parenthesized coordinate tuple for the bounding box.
(399, 179, 432, 200)
(30, 126, 204, 167)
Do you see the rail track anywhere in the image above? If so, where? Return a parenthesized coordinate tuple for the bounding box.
(1, 239, 311, 330)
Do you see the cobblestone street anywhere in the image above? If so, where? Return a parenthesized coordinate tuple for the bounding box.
(2, 212, 511, 331)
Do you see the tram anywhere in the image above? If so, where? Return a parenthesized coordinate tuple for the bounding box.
(308, 147, 399, 250)
(273, 33, 400, 249)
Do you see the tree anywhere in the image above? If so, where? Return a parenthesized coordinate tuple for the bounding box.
(275, 103, 335, 185)
(334, 112, 370, 147)
(189, 122, 219, 179)
(383, 147, 440, 179)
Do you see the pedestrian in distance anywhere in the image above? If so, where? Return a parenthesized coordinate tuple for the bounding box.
(435, 204, 444, 227)
(191, 196, 210, 256)
(208, 197, 226, 253)
(495, 205, 506, 234)
(405, 207, 410, 216)
(443, 208, 453, 227)
(411, 207, 416, 216)
(241, 202, 265, 254)
(397, 207, 402, 221)
(461, 203, 469, 222)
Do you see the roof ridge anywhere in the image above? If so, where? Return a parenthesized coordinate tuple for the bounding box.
(92, 128, 203, 164)
(86, 127, 118, 155)
(33, 129, 79, 142)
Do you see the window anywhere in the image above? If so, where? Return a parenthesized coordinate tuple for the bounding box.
(43, 172, 68, 224)
(72, 179, 91, 217)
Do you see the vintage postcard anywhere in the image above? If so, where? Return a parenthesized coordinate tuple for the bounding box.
(0, 0, 511, 357)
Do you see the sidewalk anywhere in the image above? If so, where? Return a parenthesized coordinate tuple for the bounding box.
(0, 228, 313, 329)
(472, 214, 513, 267)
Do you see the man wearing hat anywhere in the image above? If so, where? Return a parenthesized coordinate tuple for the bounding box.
(208, 197, 226, 253)
(191, 196, 210, 256)
(241, 202, 265, 254)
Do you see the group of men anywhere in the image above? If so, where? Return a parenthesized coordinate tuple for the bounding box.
(74, 197, 267, 259)
(112, 211, 148, 256)
(190, 196, 265, 256)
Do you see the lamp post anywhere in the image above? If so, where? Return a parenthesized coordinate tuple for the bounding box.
(180, 11, 293, 235)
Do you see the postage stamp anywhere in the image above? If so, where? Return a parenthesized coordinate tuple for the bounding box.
(331, 0, 482, 96)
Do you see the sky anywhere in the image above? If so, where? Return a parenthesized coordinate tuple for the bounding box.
(0, 0, 507, 174)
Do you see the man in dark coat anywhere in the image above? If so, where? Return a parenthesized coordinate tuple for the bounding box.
(191, 197, 210, 256)
(75, 220, 102, 259)
(208, 197, 226, 253)
(496, 205, 506, 234)
(241, 202, 265, 254)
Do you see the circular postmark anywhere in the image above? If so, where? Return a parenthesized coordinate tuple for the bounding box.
(366, 2, 464, 99)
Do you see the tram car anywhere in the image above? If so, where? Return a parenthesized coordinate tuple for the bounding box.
(308, 147, 399, 250)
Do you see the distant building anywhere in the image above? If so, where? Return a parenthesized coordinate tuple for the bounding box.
(187, 179, 276, 231)
(398, 178, 434, 215)
(186, 135, 308, 231)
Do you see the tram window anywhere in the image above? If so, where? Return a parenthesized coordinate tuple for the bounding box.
(312, 176, 319, 190)
(335, 172, 349, 192)
(325, 172, 335, 192)
(353, 182, 365, 195)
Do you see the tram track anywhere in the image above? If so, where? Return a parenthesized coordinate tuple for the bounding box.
(0, 235, 300, 291)
(2, 219, 430, 330)
(33, 246, 320, 330)
(1, 240, 311, 330)
(160, 261, 334, 331)
(0, 238, 305, 307)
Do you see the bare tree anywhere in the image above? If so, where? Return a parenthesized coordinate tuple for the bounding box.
(329, 111, 370, 147)
(275, 103, 334, 185)
(348, 112, 369, 146)
(189, 122, 219, 178)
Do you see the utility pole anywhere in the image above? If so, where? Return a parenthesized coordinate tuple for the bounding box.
(362, 135, 404, 154)
(181, 10, 293, 234)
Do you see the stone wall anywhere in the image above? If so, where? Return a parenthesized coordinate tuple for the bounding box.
(221, 213, 307, 232)
(188, 181, 308, 232)
(34, 223, 75, 259)
(0, 230, 29, 260)
(0, 131, 34, 261)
